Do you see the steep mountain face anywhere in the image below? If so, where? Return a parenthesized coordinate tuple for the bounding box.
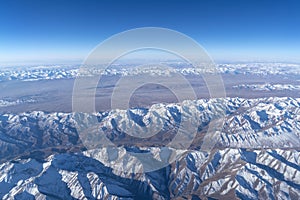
(170, 148, 300, 199)
(0, 97, 299, 199)
(220, 97, 300, 148)
(0, 148, 299, 199)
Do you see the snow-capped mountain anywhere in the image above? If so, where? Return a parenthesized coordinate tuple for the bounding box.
(0, 98, 36, 108)
(1, 147, 299, 199)
(1, 62, 300, 82)
(0, 97, 299, 199)
(233, 84, 300, 91)
(0, 66, 78, 82)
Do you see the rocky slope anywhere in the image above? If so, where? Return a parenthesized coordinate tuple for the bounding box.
(0, 147, 299, 199)
(0, 97, 300, 199)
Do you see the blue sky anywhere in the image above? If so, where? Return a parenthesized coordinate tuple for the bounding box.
(0, 0, 299, 65)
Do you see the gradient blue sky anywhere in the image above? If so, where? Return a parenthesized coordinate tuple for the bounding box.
(0, 0, 299, 65)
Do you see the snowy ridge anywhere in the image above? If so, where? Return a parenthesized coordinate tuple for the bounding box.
(0, 66, 78, 82)
(218, 62, 300, 75)
(0, 97, 300, 199)
(221, 97, 300, 148)
(170, 148, 300, 199)
(1, 62, 300, 81)
(86, 97, 300, 149)
(0, 97, 299, 163)
(0, 147, 299, 199)
(0, 98, 36, 108)
(233, 84, 300, 91)
(0, 152, 168, 199)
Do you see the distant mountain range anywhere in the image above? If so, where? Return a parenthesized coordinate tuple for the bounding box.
(1, 62, 300, 82)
